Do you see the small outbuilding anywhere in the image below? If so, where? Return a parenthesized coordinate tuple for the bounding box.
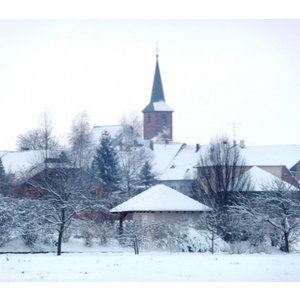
(110, 184, 211, 229)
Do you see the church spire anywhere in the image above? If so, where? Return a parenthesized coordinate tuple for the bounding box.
(142, 48, 173, 113)
(142, 47, 174, 141)
(150, 52, 165, 103)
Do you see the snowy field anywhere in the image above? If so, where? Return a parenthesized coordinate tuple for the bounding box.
(1, 251, 300, 282)
(1, 238, 300, 283)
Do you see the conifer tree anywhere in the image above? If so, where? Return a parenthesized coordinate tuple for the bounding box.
(91, 130, 121, 196)
(139, 161, 156, 189)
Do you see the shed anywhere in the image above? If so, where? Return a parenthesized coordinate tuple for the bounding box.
(110, 184, 211, 228)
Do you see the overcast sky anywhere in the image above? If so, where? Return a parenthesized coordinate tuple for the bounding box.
(0, 19, 300, 150)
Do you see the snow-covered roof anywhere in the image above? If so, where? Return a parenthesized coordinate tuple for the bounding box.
(110, 184, 211, 212)
(0, 150, 45, 174)
(142, 100, 174, 113)
(149, 142, 300, 182)
(237, 166, 298, 192)
(91, 125, 124, 144)
(150, 142, 184, 175)
(158, 144, 201, 181)
(240, 145, 300, 169)
(152, 101, 174, 112)
(239, 147, 284, 167)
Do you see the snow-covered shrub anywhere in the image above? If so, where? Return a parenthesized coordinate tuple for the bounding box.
(149, 221, 182, 252)
(94, 221, 117, 246)
(21, 231, 39, 248)
(74, 219, 118, 247)
(119, 220, 150, 254)
(181, 228, 229, 253)
(79, 220, 97, 247)
(229, 241, 250, 254)
(148, 218, 229, 253)
(228, 240, 272, 254)
(0, 197, 20, 247)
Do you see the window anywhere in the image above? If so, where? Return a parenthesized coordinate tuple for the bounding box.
(148, 114, 151, 123)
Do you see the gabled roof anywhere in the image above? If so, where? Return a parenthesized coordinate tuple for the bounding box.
(150, 142, 184, 175)
(240, 145, 300, 169)
(110, 184, 211, 213)
(158, 144, 201, 181)
(91, 125, 124, 144)
(142, 56, 174, 113)
(236, 166, 298, 191)
(0, 150, 46, 174)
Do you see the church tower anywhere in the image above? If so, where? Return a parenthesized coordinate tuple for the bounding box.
(142, 52, 174, 141)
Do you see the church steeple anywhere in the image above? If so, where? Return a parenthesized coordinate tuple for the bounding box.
(142, 50, 174, 141)
(150, 54, 165, 103)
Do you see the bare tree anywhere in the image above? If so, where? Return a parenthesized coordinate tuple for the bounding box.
(21, 161, 103, 255)
(194, 134, 251, 208)
(16, 109, 59, 154)
(118, 143, 153, 196)
(115, 123, 154, 196)
(119, 110, 143, 137)
(231, 180, 300, 253)
(68, 111, 93, 169)
(192, 134, 252, 241)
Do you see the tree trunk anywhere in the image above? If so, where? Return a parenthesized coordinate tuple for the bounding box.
(56, 207, 66, 256)
(57, 228, 63, 256)
(283, 231, 290, 253)
(134, 236, 139, 255)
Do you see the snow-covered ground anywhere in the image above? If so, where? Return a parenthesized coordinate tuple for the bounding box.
(1, 238, 300, 282)
(2, 251, 300, 282)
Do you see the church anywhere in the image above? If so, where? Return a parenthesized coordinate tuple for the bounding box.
(1, 52, 300, 197)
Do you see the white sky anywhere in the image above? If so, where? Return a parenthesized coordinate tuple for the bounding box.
(1, 5, 300, 150)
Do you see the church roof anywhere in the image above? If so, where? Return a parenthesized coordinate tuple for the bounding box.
(142, 56, 174, 113)
(110, 184, 211, 213)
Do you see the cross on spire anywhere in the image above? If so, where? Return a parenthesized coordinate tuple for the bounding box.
(155, 42, 159, 59)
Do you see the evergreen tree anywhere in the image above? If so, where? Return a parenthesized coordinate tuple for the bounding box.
(91, 130, 121, 196)
(139, 161, 156, 189)
(0, 158, 9, 196)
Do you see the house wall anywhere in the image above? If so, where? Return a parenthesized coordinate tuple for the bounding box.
(292, 161, 300, 181)
(259, 166, 282, 178)
(133, 211, 203, 226)
(260, 166, 300, 188)
(281, 166, 300, 188)
(143, 112, 173, 141)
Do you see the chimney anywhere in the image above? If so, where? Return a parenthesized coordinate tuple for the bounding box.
(239, 140, 245, 149)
